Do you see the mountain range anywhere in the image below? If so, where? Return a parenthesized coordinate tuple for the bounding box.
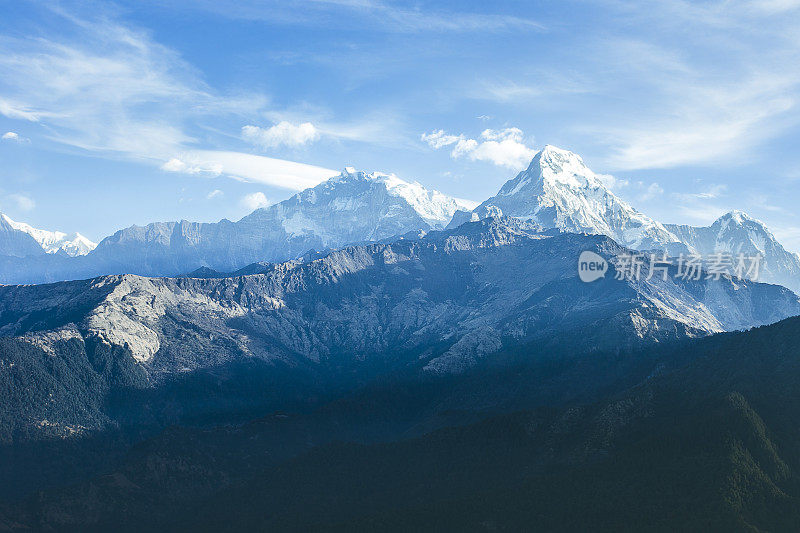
(0, 169, 473, 283)
(2, 145, 799, 296)
(665, 210, 800, 294)
(1, 216, 799, 444)
(455, 145, 800, 293)
(3, 146, 800, 531)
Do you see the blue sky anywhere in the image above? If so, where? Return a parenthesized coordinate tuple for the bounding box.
(1, 0, 800, 249)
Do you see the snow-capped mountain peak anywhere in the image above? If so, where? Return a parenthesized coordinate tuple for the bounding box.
(59, 233, 98, 257)
(466, 145, 682, 252)
(666, 210, 800, 293)
(62, 167, 477, 281)
(535, 144, 605, 188)
(718, 209, 758, 228)
(668, 210, 778, 256)
(497, 145, 604, 198)
(323, 167, 475, 227)
(0, 213, 96, 257)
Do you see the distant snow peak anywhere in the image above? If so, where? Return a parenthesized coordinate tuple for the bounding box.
(328, 167, 470, 227)
(719, 209, 757, 227)
(0, 213, 96, 257)
(666, 210, 800, 294)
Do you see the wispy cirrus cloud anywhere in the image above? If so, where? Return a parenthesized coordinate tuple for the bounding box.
(179, 0, 545, 33)
(444, 1, 800, 174)
(579, 2, 800, 171)
(0, 12, 209, 159)
(473, 71, 594, 103)
(161, 151, 336, 190)
(0, 6, 340, 191)
(0, 100, 44, 122)
(672, 184, 728, 203)
(602, 72, 797, 170)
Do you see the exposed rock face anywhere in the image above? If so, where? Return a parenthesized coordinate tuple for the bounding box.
(2, 217, 798, 442)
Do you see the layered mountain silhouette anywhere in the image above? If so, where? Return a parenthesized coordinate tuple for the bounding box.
(1, 216, 798, 444)
(3, 146, 800, 531)
(2, 146, 799, 297)
(0, 169, 472, 283)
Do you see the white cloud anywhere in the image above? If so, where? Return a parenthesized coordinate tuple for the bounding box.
(639, 182, 664, 201)
(420, 130, 461, 149)
(161, 158, 187, 172)
(8, 193, 35, 211)
(0, 13, 213, 160)
(160, 157, 223, 176)
(474, 72, 593, 103)
(207, 189, 224, 199)
(422, 128, 536, 170)
(0, 8, 282, 177)
(242, 121, 320, 149)
(1, 131, 29, 143)
(259, 107, 411, 148)
(241, 192, 269, 211)
(0, 10, 361, 193)
(161, 151, 336, 190)
(479, 81, 542, 102)
(595, 173, 629, 190)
